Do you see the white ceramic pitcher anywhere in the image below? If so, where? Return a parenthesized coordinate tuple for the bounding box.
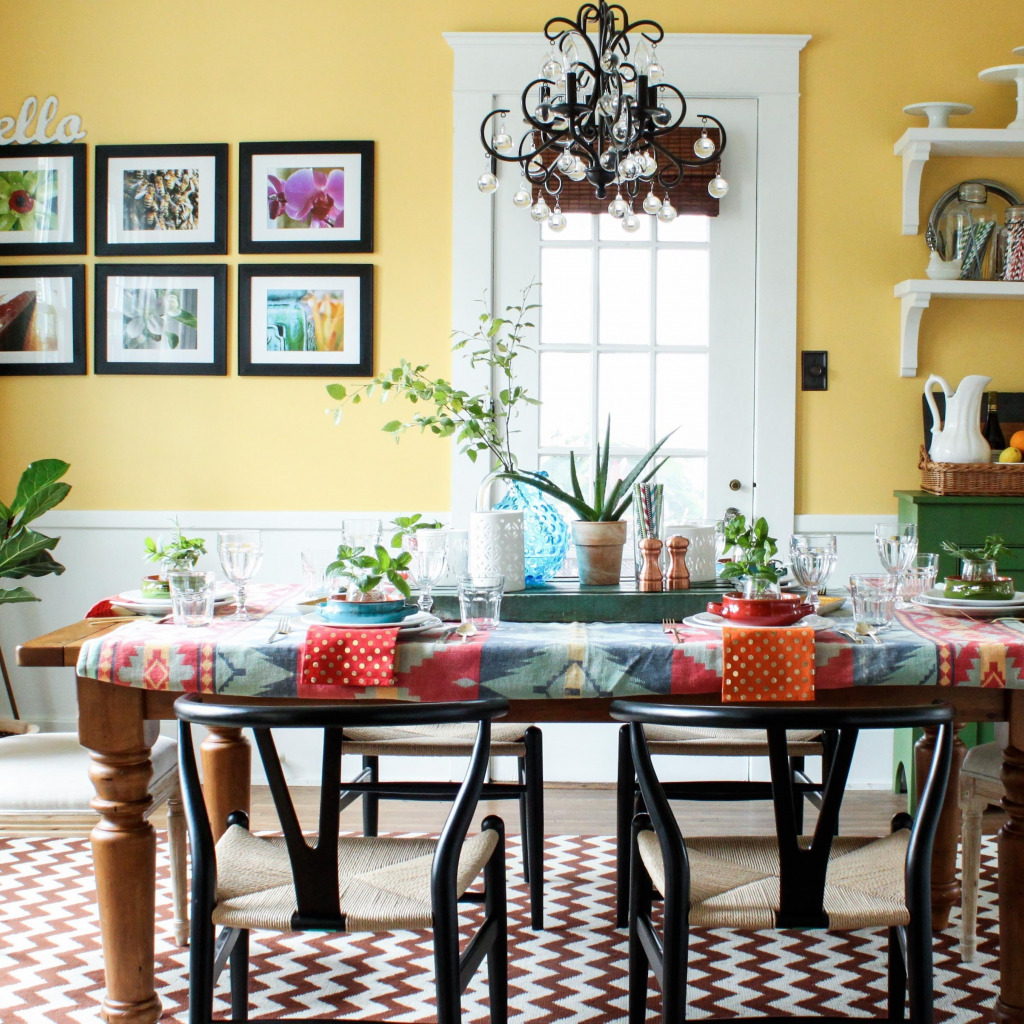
(924, 373, 992, 464)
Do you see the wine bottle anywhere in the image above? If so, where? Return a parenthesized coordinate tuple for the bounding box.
(984, 391, 1006, 453)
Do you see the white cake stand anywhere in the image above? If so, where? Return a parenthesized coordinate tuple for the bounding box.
(978, 64, 1024, 130)
(903, 102, 974, 128)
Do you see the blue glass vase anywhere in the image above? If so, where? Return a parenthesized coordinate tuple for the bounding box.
(495, 474, 570, 587)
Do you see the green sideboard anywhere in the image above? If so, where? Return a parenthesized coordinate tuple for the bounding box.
(894, 490, 1024, 589)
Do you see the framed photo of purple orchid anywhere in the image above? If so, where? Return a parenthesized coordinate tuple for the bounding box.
(237, 263, 373, 376)
(94, 264, 226, 375)
(238, 141, 374, 254)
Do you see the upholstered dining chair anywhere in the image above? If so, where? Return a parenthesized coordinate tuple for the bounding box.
(614, 723, 836, 926)
(0, 717, 189, 945)
(175, 695, 509, 1024)
(611, 700, 954, 1024)
(339, 722, 545, 928)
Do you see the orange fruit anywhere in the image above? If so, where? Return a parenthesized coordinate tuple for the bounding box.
(1011, 429, 1024, 451)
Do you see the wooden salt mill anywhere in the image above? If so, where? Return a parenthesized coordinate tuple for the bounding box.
(666, 535, 690, 590)
(638, 537, 664, 592)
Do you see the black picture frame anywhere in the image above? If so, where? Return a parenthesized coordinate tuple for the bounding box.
(95, 143, 228, 256)
(238, 263, 373, 377)
(0, 264, 85, 375)
(238, 141, 374, 254)
(94, 263, 226, 375)
(0, 143, 86, 256)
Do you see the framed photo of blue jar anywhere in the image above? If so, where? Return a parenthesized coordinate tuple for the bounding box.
(237, 263, 373, 377)
(0, 143, 86, 256)
(238, 141, 374, 254)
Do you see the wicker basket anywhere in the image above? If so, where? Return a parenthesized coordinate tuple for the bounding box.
(919, 445, 1024, 496)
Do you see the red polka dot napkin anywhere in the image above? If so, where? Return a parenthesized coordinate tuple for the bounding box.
(298, 624, 399, 687)
(721, 626, 815, 702)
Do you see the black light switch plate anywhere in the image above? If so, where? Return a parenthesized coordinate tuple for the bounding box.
(802, 350, 828, 391)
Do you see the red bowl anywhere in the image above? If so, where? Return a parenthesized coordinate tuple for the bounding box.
(707, 591, 814, 627)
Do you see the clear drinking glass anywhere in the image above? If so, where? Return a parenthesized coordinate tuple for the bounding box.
(458, 574, 505, 628)
(300, 548, 336, 599)
(849, 573, 898, 631)
(342, 518, 383, 556)
(789, 533, 838, 612)
(403, 530, 448, 613)
(900, 552, 939, 603)
(875, 522, 918, 607)
(217, 530, 263, 621)
(167, 570, 216, 627)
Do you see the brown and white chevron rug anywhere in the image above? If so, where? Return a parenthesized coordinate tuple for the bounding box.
(0, 833, 999, 1022)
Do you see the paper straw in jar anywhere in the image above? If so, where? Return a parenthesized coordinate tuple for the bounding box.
(1006, 221, 1024, 281)
(961, 220, 995, 279)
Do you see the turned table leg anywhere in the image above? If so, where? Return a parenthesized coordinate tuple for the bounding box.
(201, 726, 251, 842)
(77, 676, 162, 1024)
(915, 723, 966, 930)
(997, 693, 1024, 1024)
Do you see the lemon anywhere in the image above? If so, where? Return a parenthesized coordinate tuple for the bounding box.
(998, 446, 1023, 463)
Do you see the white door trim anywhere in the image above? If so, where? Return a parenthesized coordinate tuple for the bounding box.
(445, 31, 810, 531)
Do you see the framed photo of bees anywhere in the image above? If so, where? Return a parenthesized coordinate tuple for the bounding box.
(94, 143, 228, 256)
(0, 143, 86, 256)
(238, 141, 374, 254)
(237, 263, 373, 376)
(0, 264, 85, 375)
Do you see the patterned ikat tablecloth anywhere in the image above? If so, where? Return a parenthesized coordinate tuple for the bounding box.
(74, 583, 1024, 702)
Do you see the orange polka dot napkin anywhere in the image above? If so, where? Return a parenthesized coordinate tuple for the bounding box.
(721, 626, 815, 702)
(298, 624, 399, 687)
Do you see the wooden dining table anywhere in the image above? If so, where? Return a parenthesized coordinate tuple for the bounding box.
(15, 586, 1024, 1024)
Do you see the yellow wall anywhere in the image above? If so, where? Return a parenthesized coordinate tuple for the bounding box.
(1, 0, 1022, 513)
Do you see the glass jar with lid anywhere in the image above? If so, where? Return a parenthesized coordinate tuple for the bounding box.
(938, 182, 1000, 280)
(1003, 205, 1024, 281)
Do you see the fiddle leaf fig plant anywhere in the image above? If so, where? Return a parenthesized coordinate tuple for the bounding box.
(719, 514, 787, 584)
(0, 459, 71, 605)
(327, 544, 413, 600)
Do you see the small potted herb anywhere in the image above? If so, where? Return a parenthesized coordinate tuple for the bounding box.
(940, 535, 1014, 600)
(142, 520, 207, 597)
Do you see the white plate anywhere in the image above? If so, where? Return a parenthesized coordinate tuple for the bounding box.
(299, 611, 443, 635)
(681, 612, 834, 633)
(918, 588, 1024, 609)
(910, 595, 1024, 619)
(111, 587, 232, 615)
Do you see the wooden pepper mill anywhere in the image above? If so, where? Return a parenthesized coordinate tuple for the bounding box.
(638, 537, 664, 592)
(666, 535, 690, 590)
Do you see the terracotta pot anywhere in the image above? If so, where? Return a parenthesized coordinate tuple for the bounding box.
(572, 520, 628, 586)
(707, 591, 814, 627)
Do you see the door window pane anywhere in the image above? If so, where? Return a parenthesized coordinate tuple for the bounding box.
(656, 353, 708, 449)
(598, 213, 651, 241)
(540, 248, 592, 346)
(539, 351, 593, 447)
(541, 212, 592, 241)
(656, 250, 709, 346)
(599, 249, 650, 346)
(656, 214, 710, 243)
(659, 457, 708, 522)
(598, 352, 650, 447)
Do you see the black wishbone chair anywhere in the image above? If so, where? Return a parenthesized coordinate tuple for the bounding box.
(175, 695, 509, 1024)
(610, 701, 954, 1024)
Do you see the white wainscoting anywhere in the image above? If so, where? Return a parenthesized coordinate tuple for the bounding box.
(2, 511, 898, 788)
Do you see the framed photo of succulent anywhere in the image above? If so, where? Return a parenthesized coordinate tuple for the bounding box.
(94, 264, 227, 375)
(237, 263, 373, 376)
(94, 143, 228, 256)
(238, 141, 374, 254)
(0, 264, 85, 375)
(0, 143, 86, 256)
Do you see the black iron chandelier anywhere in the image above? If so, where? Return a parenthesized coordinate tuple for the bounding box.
(477, 1, 729, 233)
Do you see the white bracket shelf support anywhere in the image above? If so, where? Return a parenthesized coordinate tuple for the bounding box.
(894, 279, 1024, 377)
(894, 128, 1024, 234)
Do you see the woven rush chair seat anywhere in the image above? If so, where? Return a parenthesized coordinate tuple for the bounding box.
(342, 722, 529, 757)
(213, 827, 498, 932)
(637, 831, 911, 931)
(641, 725, 824, 757)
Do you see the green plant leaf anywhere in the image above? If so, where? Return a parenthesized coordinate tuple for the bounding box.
(382, 420, 402, 432)
(11, 460, 71, 525)
(326, 383, 347, 400)
(172, 310, 197, 329)
(0, 528, 61, 578)
(499, 471, 595, 521)
(0, 586, 39, 604)
(387, 570, 412, 598)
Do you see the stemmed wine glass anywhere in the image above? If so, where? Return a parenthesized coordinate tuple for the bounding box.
(403, 530, 448, 614)
(875, 522, 918, 607)
(217, 530, 263, 621)
(789, 533, 838, 613)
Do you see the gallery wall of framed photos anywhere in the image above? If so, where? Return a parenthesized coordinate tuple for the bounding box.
(0, 135, 375, 380)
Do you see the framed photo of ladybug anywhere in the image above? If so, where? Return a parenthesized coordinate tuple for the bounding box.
(0, 143, 86, 256)
(0, 265, 85, 376)
(95, 143, 228, 256)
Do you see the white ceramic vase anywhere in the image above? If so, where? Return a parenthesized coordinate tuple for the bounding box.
(469, 511, 525, 592)
(663, 523, 717, 583)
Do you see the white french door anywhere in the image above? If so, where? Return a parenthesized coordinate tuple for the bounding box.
(494, 97, 758, 527)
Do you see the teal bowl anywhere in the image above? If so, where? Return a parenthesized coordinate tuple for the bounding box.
(317, 597, 417, 625)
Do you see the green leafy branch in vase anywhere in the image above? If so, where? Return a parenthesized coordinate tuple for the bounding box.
(940, 534, 1007, 563)
(720, 514, 787, 584)
(327, 544, 412, 600)
(326, 285, 540, 473)
(144, 518, 207, 574)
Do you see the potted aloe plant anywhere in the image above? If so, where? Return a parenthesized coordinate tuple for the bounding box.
(499, 418, 672, 585)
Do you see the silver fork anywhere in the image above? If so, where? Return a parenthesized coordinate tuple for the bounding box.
(267, 615, 292, 643)
(662, 618, 682, 643)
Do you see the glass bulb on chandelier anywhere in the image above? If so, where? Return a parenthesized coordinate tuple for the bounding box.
(477, 171, 498, 194)
(622, 206, 641, 232)
(642, 190, 662, 214)
(567, 159, 587, 181)
(608, 193, 628, 218)
(530, 198, 550, 222)
(708, 173, 730, 199)
(694, 130, 716, 159)
(548, 205, 567, 231)
(512, 181, 533, 208)
(657, 197, 677, 222)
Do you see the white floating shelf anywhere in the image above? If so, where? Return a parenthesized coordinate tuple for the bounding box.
(894, 279, 1024, 377)
(894, 128, 1024, 234)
